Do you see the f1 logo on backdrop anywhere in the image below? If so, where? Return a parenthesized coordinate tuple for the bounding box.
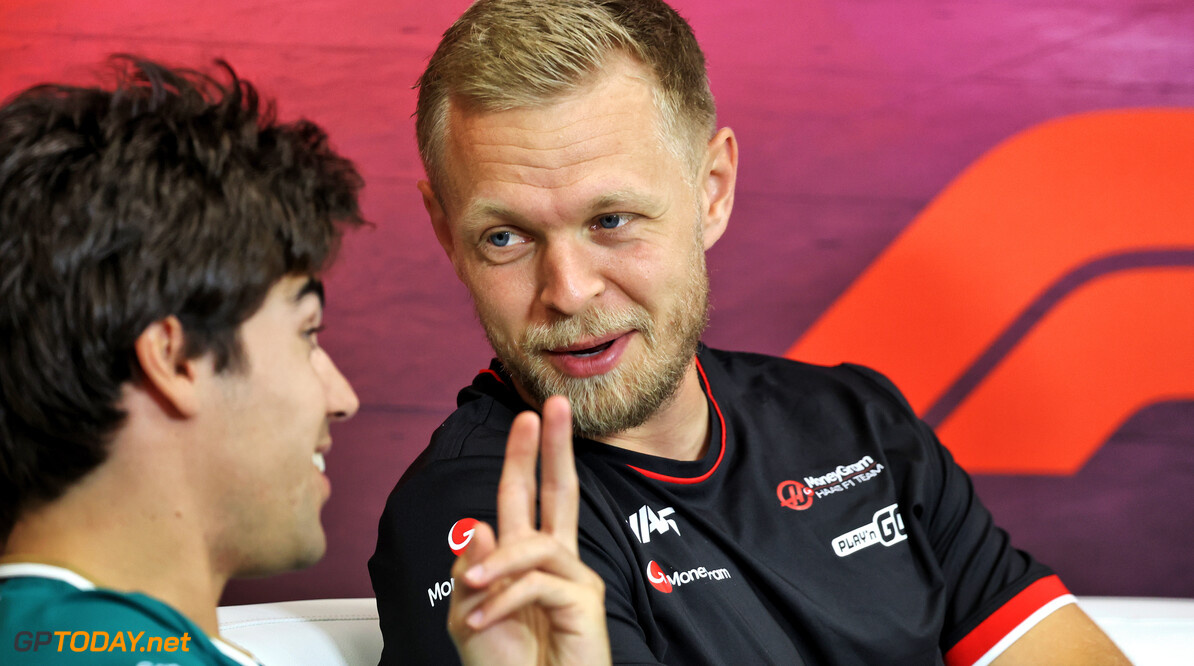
(787, 110, 1194, 475)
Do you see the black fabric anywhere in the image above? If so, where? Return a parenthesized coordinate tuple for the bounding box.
(369, 346, 1055, 665)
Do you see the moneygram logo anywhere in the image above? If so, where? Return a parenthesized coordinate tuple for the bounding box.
(646, 561, 673, 593)
(645, 560, 732, 594)
(776, 480, 814, 510)
(448, 518, 479, 556)
(832, 504, 908, 557)
(802, 455, 885, 501)
(427, 577, 454, 607)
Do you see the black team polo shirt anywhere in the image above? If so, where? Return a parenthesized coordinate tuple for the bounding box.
(370, 344, 1072, 665)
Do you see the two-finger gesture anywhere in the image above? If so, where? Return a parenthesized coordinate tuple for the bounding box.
(448, 396, 611, 666)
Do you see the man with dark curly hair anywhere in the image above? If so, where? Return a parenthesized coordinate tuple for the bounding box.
(0, 57, 609, 666)
(0, 57, 366, 665)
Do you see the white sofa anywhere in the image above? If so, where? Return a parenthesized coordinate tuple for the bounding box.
(218, 598, 382, 666)
(1077, 597, 1194, 665)
(217, 596, 1194, 665)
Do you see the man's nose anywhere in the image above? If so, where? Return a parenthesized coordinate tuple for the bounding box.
(319, 350, 360, 421)
(538, 239, 605, 316)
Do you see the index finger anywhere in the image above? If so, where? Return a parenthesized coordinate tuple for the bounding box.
(537, 395, 579, 549)
(497, 408, 541, 540)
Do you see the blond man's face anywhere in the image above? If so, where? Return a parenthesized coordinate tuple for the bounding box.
(426, 58, 716, 437)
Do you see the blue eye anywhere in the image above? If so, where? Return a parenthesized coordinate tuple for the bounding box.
(596, 214, 629, 229)
(485, 229, 529, 249)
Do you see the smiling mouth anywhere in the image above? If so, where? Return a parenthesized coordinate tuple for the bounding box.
(546, 332, 626, 358)
(312, 452, 326, 473)
(564, 340, 617, 357)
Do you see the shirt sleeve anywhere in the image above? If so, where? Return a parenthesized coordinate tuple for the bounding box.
(922, 429, 1074, 665)
(369, 455, 503, 666)
(844, 364, 1075, 666)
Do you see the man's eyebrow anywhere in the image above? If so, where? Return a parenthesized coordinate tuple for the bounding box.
(461, 190, 660, 225)
(462, 200, 521, 225)
(295, 277, 325, 307)
(587, 190, 659, 214)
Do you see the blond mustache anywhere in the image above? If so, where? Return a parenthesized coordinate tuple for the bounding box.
(522, 307, 657, 353)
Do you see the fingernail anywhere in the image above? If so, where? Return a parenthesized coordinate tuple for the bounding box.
(467, 609, 483, 628)
(465, 565, 484, 584)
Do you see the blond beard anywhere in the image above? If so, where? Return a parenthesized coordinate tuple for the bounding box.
(479, 243, 709, 439)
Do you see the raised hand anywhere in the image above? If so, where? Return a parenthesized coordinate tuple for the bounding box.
(448, 395, 611, 666)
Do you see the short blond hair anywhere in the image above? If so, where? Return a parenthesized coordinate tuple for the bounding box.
(416, 0, 716, 194)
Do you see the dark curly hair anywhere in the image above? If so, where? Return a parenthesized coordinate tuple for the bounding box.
(0, 56, 367, 541)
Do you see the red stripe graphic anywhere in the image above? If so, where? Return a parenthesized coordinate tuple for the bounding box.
(938, 269, 1194, 473)
(786, 109, 1194, 473)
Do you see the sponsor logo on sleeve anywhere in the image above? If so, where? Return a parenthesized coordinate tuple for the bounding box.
(645, 560, 733, 594)
(427, 577, 454, 607)
(832, 503, 908, 557)
(420, 518, 485, 609)
(628, 505, 681, 543)
(448, 518, 479, 556)
(424, 517, 482, 608)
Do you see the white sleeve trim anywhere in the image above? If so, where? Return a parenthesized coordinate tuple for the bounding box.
(971, 594, 1077, 666)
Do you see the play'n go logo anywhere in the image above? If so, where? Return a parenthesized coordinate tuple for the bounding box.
(833, 504, 908, 557)
(448, 518, 479, 556)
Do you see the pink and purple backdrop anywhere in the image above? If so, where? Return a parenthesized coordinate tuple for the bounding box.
(1, 0, 1191, 604)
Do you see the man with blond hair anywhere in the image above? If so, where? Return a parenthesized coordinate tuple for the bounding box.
(371, 1, 1129, 664)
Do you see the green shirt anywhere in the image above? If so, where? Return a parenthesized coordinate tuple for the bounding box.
(0, 563, 259, 665)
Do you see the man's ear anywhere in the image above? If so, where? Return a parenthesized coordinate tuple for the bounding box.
(132, 316, 201, 418)
(419, 179, 463, 279)
(699, 127, 738, 251)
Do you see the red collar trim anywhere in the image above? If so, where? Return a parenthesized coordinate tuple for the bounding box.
(626, 356, 726, 485)
(478, 368, 506, 386)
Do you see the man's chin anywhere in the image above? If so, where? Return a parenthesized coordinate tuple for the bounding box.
(561, 375, 675, 438)
(232, 530, 327, 579)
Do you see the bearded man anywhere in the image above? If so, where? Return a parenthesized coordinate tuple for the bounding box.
(369, 1, 1129, 664)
